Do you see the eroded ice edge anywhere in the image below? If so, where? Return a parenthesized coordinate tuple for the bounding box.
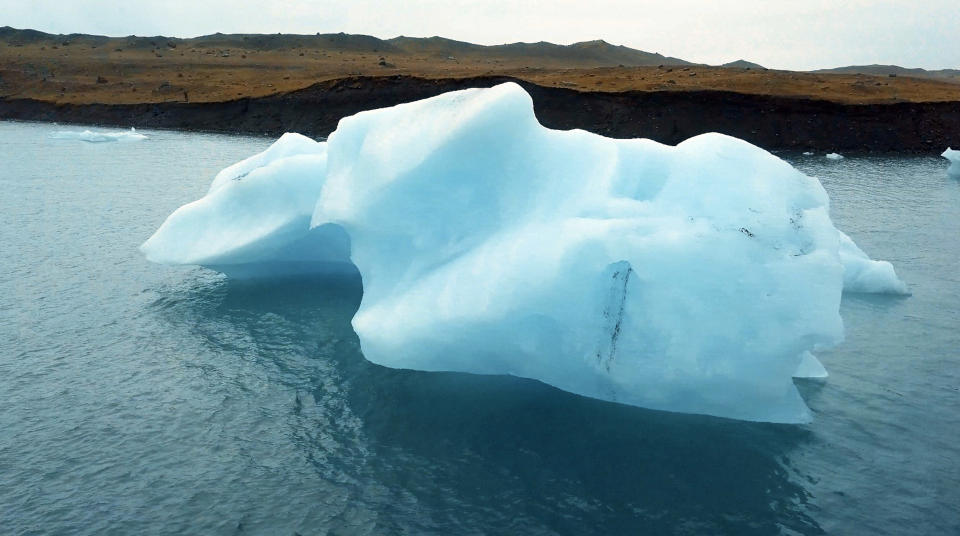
(944, 148, 960, 178)
(141, 83, 908, 423)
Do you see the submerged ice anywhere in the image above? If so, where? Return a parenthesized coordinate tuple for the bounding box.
(141, 82, 908, 423)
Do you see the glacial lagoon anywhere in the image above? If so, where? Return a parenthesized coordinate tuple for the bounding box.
(2, 120, 958, 534)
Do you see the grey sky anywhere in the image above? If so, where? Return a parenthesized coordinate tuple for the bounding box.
(3, 0, 958, 71)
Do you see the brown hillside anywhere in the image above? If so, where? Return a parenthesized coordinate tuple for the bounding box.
(1, 27, 959, 106)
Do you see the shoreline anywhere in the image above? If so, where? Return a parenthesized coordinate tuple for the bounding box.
(2, 75, 958, 153)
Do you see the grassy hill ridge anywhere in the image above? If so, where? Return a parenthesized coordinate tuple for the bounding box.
(1, 26, 958, 106)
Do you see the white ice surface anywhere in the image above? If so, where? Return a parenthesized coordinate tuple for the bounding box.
(142, 82, 910, 423)
(943, 147, 960, 178)
(51, 127, 147, 142)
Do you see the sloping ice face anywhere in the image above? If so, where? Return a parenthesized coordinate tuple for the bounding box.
(141, 82, 908, 423)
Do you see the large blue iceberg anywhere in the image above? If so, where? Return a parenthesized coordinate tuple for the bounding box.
(141, 82, 907, 423)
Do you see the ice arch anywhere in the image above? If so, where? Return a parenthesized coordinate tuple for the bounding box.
(142, 83, 908, 423)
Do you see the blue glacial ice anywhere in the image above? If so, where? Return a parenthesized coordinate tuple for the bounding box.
(141, 82, 908, 423)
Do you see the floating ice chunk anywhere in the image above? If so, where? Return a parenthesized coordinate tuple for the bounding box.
(140, 133, 352, 277)
(793, 351, 829, 379)
(943, 148, 960, 178)
(142, 82, 909, 423)
(825, 152, 844, 160)
(51, 127, 147, 142)
(803, 151, 814, 156)
(838, 231, 908, 294)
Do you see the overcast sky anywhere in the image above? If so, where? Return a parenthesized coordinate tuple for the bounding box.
(3, 0, 957, 71)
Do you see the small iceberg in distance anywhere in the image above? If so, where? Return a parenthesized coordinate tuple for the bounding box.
(943, 147, 960, 178)
(141, 82, 910, 423)
(825, 152, 844, 160)
(51, 127, 147, 143)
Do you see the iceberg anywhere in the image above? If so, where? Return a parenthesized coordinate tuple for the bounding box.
(825, 152, 844, 160)
(51, 127, 147, 142)
(944, 148, 960, 178)
(142, 82, 908, 423)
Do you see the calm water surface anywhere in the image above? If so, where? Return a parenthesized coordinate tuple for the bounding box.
(1, 121, 958, 535)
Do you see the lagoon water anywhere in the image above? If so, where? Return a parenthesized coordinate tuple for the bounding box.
(1, 121, 958, 535)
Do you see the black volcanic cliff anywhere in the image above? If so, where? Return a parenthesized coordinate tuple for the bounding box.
(1, 75, 958, 152)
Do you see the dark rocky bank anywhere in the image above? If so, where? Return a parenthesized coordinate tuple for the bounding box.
(1, 75, 958, 152)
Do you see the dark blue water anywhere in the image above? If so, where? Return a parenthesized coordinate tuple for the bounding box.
(2, 121, 958, 535)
